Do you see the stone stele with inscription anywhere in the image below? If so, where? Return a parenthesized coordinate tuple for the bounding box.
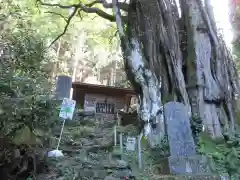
(164, 101, 211, 175)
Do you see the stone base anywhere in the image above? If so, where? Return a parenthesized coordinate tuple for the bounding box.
(168, 155, 211, 175)
(150, 175, 221, 180)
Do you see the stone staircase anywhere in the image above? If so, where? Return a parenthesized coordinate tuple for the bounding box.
(37, 117, 225, 180)
(37, 118, 135, 180)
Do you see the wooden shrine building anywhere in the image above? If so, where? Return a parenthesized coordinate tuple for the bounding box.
(72, 82, 137, 119)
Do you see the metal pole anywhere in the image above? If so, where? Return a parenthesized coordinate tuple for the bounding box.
(56, 119, 66, 150)
(114, 125, 117, 146)
(120, 133, 123, 157)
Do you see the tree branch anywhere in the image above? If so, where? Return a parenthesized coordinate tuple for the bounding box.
(109, 30, 118, 43)
(37, 0, 128, 47)
(87, 0, 128, 11)
(37, 0, 128, 22)
(48, 7, 78, 47)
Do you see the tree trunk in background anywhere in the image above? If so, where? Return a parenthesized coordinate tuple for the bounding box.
(113, 0, 240, 138)
(228, 0, 240, 124)
(50, 40, 61, 81)
(229, 0, 240, 43)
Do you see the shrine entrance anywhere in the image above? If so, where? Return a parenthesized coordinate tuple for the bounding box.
(72, 82, 136, 120)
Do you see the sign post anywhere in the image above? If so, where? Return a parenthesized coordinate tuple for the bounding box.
(56, 98, 76, 150)
(48, 98, 76, 158)
(48, 75, 75, 158)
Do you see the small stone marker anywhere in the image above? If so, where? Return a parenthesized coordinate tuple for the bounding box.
(59, 98, 76, 120)
(126, 137, 136, 151)
(164, 101, 210, 175)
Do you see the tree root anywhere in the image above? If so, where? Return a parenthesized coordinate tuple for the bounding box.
(0, 137, 47, 180)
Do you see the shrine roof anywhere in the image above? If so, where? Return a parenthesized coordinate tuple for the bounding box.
(72, 82, 136, 96)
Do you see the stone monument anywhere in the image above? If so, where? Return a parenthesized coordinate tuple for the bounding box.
(55, 75, 72, 99)
(164, 101, 211, 175)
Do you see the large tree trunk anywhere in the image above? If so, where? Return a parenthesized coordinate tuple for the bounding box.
(113, 0, 240, 138)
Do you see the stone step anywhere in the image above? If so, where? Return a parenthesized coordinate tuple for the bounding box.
(74, 168, 133, 179)
(50, 155, 133, 179)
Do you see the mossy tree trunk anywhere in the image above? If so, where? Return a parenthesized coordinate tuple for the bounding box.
(113, 0, 240, 138)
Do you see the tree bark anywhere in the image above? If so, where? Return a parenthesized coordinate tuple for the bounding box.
(113, 0, 240, 138)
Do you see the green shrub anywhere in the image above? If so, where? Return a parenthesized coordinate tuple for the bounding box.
(198, 131, 240, 177)
(0, 25, 58, 146)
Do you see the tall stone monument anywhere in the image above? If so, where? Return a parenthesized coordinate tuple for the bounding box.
(164, 101, 211, 175)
